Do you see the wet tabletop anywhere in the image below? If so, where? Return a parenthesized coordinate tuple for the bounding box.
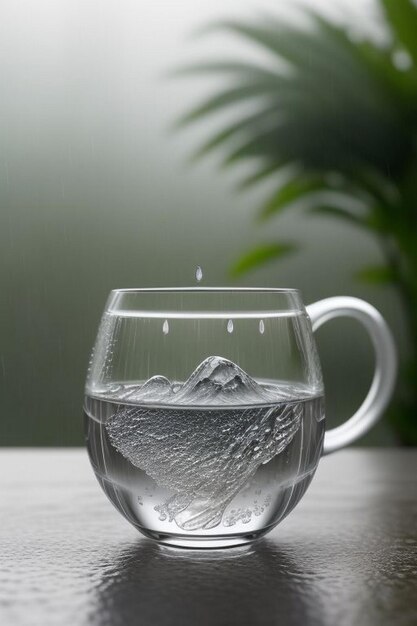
(0, 449, 416, 626)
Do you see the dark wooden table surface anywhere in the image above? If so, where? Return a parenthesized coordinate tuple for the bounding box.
(0, 449, 416, 626)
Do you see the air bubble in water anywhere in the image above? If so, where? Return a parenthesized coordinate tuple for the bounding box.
(163, 320, 169, 335)
(259, 320, 265, 334)
(227, 319, 234, 333)
(195, 266, 203, 282)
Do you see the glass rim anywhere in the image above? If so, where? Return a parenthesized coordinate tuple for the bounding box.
(110, 287, 301, 294)
(106, 287, 305, 319)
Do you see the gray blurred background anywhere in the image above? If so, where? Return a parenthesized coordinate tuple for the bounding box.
(0, 0, 404, 445)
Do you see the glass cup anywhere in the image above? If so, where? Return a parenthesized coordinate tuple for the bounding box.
(84, 288, 396, 548)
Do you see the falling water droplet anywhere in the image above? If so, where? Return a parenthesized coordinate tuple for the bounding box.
(163, 320, 169, 335)
(259, 320, 265, 334)
(195, 265, 203, 282)
(227, 319, 234, 334)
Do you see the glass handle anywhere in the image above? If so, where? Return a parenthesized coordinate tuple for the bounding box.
(306, 297, 397, 455)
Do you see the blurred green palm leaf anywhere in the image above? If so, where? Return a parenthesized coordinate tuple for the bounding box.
(176, 0, 417, 289)
(230, 242, 297, 276)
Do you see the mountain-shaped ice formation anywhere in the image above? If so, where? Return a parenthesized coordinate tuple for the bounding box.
(111, 356, 295, 406)
(105, 356, 302, 530)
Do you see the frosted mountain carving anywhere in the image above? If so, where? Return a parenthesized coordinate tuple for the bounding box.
(106, 356, 302, 530)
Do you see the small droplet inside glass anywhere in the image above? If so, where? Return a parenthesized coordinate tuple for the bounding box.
(163, 320, 169, 335)
(227, 319, 234, 333)
(259, 320, 265, 334)
(195, 265, 203, 282)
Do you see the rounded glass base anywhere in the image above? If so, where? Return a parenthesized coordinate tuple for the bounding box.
(141, 529, 265, 549)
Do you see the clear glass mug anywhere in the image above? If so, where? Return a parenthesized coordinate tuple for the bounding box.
(84, 288, 396, 548)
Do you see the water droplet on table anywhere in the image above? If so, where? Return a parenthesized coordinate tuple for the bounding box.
(259, 320, 265, 334)
(163, 320, 169, 335)
(227, 320, 234, 334)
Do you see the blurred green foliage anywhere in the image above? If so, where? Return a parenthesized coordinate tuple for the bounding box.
(177, 0, 417, 444)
